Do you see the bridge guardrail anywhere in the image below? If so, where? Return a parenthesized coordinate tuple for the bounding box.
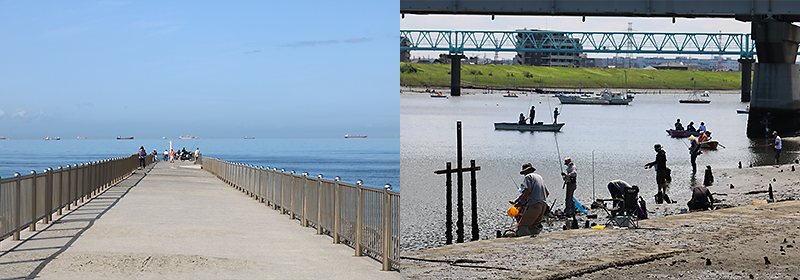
(0, 154, 154, 242)
(202, 157, 399, 271)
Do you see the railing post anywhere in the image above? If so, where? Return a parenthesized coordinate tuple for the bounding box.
(272, 168, 278, 210)
(30, 170, 37, 231)
(301, 172, 309, 227)
(280, 169, 286, 214)
(383, 184, 393, 271)
(264, 166, 270, 206)
(333, 176, 341, 244)
(317, 174, 323, 235)
(13, 173, 21, 240)
(57, 166, 63, 215)
(355, 179, 364, 257)
(44, 168, 53, 224)
(289, 170, 296, 219)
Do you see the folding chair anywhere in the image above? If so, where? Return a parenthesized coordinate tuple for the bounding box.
(596, 185, 640, 228)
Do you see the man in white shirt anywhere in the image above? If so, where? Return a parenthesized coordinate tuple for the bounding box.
(771, 131, 782, 165)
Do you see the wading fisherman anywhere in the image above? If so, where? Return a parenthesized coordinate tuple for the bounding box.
(561, 157, 577, 216)
(644, 143, 671, 204)
(507, 163, 549, 237)
(770, 130, 782, 165)
(688, 135, 702, 173)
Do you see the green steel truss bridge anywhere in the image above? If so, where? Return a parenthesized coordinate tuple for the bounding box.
(401, 30, 758, 58)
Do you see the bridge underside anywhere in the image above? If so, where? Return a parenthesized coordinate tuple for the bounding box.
(747, 20, 800, 137)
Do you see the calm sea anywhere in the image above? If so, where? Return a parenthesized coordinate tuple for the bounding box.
(0, 138, 399, 190)
(401, 91, 797, 251)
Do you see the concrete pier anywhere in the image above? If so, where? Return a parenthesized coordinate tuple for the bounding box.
(0, 161, 400, 279)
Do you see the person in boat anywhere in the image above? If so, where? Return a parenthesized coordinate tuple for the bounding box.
(698, 131, 712, 143)
(686, 122, 697, 132)
(507, 163, 550, 237)
(674, 119, 684, 131)
(770, 130, 782, 165)
(553, 108, 560, 124)
(561, 157, 577, 216)
(529, 106, 535, 125)
(687, 184, 714, 211)
(519, 113, 526, 125)
(698, 122, 707, 133)
(688, 135, 702, 174)
(645, 143, 671, 204)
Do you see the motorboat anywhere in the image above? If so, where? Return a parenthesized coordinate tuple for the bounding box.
(117, 136, 134, 140)
(680, 84, 711, 104)
(179, 135, 197, 140)
(45, 137, 61, 140)
(503, 93, 519, 98)
(737, 106, 750, 114)
(430, 93, 448, 98)
(344, 134, 367, 139)
(494, 122, 565, 132)
(557, 89, 634, 105)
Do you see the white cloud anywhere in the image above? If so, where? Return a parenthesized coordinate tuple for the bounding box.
(0, 109, 5, 117)
(11, 109, 27, 118)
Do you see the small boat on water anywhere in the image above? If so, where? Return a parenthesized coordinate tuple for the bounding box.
(737, 106, 750, 114)
(117, 136, 134, 140)
(179, 135, 197, 140)
(494, 122, 565, 132)
(45, 137, 61, 140)
(77, 136, 87, 140)
(503, 93, 519, 98)
(430, 93, 447, 98)
(557, 89, 634, 105)
(699, 140, 720, 150)
(0, 136, 6, 140)
(666, 129, 701, 138)
(344, 134, 367, 139)
(680, 86, 710, 104)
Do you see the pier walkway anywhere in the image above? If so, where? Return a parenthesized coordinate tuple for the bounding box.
(0, 161, 400, 279)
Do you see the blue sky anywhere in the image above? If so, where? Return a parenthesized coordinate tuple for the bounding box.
(1, 1, 399, 139)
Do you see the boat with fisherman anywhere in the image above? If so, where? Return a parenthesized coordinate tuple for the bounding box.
(557, 89, 634, 105)
(680, 83, 711, 104)
(344, 134, 367, 139)
(665, 129, 702, 138)
(494, 122, 564, 132)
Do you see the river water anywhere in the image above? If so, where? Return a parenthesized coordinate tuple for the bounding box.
(0, 138, 399, 190)
(400, 91, 798, 251)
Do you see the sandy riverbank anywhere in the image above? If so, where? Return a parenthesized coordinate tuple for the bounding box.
(400, 164, 800, 279)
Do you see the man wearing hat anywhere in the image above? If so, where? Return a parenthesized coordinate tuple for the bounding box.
(561, 157, 577, 216)
(645, 144, 670, 204)
(508, 163, 550, 236)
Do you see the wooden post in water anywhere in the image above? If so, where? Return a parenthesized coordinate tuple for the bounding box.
(434, 121, 481, 244)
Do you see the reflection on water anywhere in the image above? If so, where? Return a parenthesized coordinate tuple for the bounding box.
(401, 92, 797, 251)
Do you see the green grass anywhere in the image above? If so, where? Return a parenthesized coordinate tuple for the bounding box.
(400, 63, 743, 90)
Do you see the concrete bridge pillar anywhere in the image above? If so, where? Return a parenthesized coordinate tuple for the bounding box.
(738, 58, 754, 102)
(747, 20, 800, 137)
(448, 54, 465, 96)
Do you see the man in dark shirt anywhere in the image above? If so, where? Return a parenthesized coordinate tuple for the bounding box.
(645, 143, 670, 203)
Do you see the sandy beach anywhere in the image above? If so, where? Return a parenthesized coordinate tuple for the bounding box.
(400, 163, 800, 279)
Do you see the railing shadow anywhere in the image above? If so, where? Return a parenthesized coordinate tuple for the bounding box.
(0, 164, 153, 280)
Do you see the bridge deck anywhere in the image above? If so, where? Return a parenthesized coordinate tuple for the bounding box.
(0, 161, 400, 279)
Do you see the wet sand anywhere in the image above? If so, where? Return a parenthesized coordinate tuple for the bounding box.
(400, 164, 800, 279)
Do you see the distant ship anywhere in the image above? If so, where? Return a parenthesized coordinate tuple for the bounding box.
(45, 137, 61, 140)
(0, 136, 7, 140)
(244, 136, 255, 139)
(344, 134, 367, 139)
(77, 136, 87, 140)
(117, 136, 134, 140)
(179, 135, 197, 140)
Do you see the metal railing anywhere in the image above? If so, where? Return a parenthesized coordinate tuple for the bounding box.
(0, 155, 153, 241)
(202, 157, 400, 271)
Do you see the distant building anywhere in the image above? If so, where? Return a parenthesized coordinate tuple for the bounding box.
(513, 29, 582, 67)
(401, 36, 411, 63)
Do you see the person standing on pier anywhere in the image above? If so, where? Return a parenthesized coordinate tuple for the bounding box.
(645, 144, 670, 204)
(529, 106, 535, 124)
(138, 146, 146, 169)
(194, 147, 200, 164)
(163, 149, 168, 161)
(508, 163, 549, 236)
(553, 108, 560, 124)
(561, 157, 577, 216)
(169, 149, 175, 163)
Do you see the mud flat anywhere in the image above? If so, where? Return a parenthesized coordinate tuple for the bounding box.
(401, 164, 800, 279)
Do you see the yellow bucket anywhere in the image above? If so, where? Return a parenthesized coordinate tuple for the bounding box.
(507, 206, 519, 217)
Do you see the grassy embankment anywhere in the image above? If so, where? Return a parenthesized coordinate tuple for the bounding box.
(400, 63, 743, 90)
